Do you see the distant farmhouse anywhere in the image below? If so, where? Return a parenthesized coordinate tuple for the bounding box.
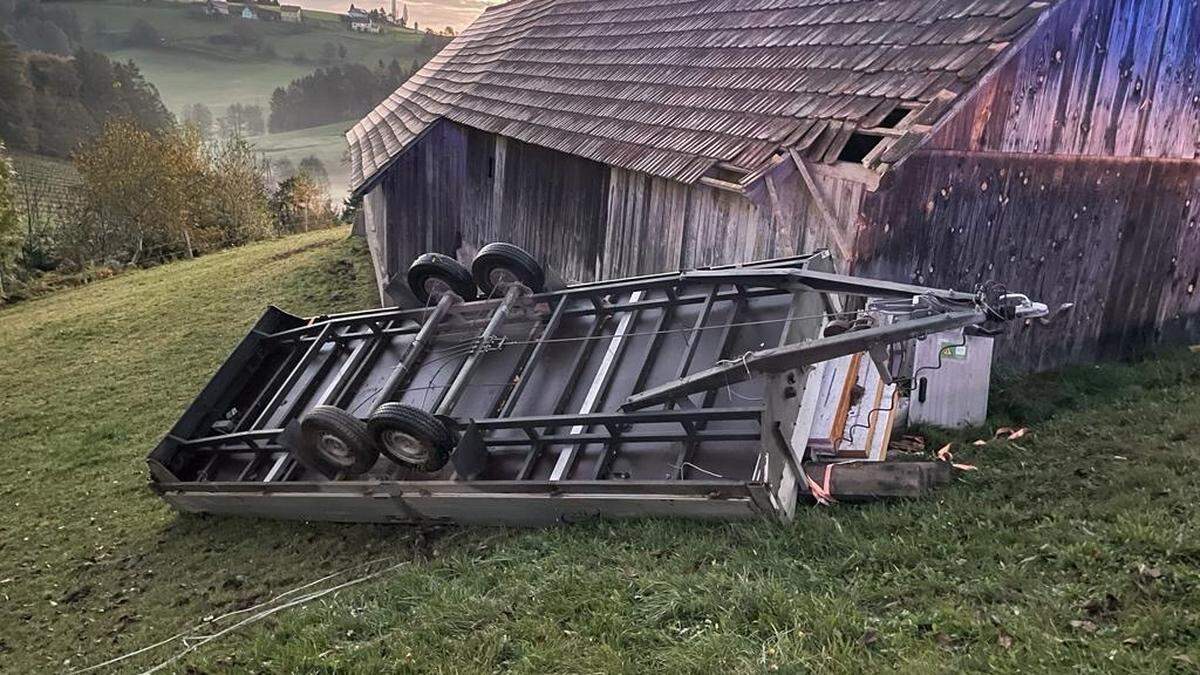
(280, 4, 302, 23)
(240, 5, 257, 20)
(349, 0, 1200, 372)
(205, 0, 229, 16)
(346, 5, 379, 33)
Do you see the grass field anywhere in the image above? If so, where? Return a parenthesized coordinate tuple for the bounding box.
(0, 229, 1198, 672)
(106, 46, 314, 113)
(253, 119, 355, 198)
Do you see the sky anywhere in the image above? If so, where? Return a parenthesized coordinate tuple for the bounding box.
(298, 0, 502, 31)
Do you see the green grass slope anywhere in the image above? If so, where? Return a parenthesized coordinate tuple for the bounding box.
(1, 231, 1198, 672)
(105, 46, 314, 112)
(253, 118, 354, 197)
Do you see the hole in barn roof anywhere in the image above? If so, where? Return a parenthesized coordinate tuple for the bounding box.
(876, 106, 910, 129)
(837, 133, 884, 163)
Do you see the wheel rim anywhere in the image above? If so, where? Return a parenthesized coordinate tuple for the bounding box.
(487, 267, 520, 289)
(381, 428, 432, 464)
(423, 276, 452, 299)
(318, 432, 355, 468)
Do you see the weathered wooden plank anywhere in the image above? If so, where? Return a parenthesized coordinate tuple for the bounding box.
(799, 461, 954, 502)
(926, 0, 1200, 160)
(857, 149, 1200, 371)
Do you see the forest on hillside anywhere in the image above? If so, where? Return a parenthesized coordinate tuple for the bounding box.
(268, 58, 417, 132)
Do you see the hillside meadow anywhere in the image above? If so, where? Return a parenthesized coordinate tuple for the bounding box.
(0, 228, 1197, 672)
(57, 0, 442, 197)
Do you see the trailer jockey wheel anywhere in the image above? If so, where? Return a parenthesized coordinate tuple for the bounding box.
(368, 403, 456, 472)
(471, 242, 545, 296)
(296, 406, 379, 478)
(407, 253, 478, 304)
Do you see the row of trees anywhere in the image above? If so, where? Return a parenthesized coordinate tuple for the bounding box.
(77, 120, 338, 266)
(0, 121, 341, 304)
(0, 34, 173, 158)
(183, 102, 268, 138)
(268, 59, 414, 132)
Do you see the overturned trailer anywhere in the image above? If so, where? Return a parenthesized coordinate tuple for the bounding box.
(148, 245, 1045, 526)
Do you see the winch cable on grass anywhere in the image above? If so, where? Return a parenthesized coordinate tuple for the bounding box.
(68, 555, 411, 675)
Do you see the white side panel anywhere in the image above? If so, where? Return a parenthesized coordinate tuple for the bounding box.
(910, 331, 994, 428)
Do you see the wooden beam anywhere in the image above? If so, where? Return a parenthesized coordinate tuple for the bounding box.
(698, 176, 745, 193)
(807, 161, 882, 191)
(788, 148, 854, 262)
(764, 175, 795, 257)
(798, 461, 953, 502)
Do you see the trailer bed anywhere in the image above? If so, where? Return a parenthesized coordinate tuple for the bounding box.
(147, 249, 1043, 525)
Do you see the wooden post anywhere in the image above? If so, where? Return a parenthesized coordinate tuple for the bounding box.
(788, 148, 854, 265)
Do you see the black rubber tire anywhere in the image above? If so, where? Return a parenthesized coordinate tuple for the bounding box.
(407, 253, 478, 304)
(368, 402, 456, 472)
(296, 406, 379, 477)
(471, 242, 545, 296)
(823, 319, 854, 337)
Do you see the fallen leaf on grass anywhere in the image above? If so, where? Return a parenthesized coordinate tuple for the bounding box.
(1070, 620, 1099, 633)
(936, 444, 954, 462)
(998, 632, 1013, 649)
(993, 427, 1014, 438)
(952, 463, 979, 471)
(1137, 565, 1162, 580)
(972, 439, 988, 446)
(1007, 428, 1029, 441)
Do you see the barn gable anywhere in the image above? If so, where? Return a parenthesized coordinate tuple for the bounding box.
(347, 0, 1066, 196)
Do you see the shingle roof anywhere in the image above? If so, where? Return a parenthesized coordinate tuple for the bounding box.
(347, 0, 1058, 194)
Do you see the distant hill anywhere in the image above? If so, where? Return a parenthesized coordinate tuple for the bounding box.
(2, 1, 449, 198)
(64, 0, 444, 113)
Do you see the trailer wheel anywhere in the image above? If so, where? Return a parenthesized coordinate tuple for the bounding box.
(471, 242, 545, 296)
(297, 406, 379, 477)
(368, 403, 456, 472)
(408, 253, 478, 303)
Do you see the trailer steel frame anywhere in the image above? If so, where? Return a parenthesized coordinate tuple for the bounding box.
(148, 250, 1044, 525)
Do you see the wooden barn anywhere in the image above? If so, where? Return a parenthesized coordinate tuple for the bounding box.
(346, 0, 1200, 371)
